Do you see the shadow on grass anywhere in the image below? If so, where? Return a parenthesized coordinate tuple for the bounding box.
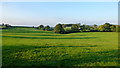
(33, 45, 97, 48)
(26, 34, 86, 37)
(2, 45, 118, 67)
(9, 34, 86, 37)
(2, 30, 53, 34)
(2, 36, 96, 39)
(2, 45, 97, 52)
(2, 28, 54, 34)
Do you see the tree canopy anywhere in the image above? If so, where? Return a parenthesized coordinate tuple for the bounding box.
(54, 24, 65, 34)
(36, 22, 119, 34)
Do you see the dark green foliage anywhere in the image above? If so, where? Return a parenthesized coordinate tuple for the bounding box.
(116, 25, 120, 32)
(103, 23, 112, 31)
(93, 24, 98, 31)
(40, 25, 44, 28)
(1, 23, 11, 29)
(49, 27, 54, 31)
(37, 25, 52, 31)
(71, 24, 80, 32)
(62, 24, 74, 28)
(38, 25, 44, 30)
(54, 23, 119, 34)
(98, 23, 112, 32)
(44, 25, 50, 31)
(110, 25, 116, 32)
(79, 24, 98, 32)
(54, 24, 65, 34)
(80, 25, 92, 32)
(98, 25, 105, 32)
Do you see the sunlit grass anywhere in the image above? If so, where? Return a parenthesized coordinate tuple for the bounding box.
(2, 27, 118, 66)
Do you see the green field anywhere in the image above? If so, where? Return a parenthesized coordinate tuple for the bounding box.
(1, 27, 119, 66)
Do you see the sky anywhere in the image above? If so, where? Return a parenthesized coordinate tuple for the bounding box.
(1, 0, 119, 2)
(1, 2, 118, 27)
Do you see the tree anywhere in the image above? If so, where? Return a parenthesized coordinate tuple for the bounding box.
(98, 23, 112, 32)
(93, 24, 98, 31)
(44, 25, 50, 31)
(98, 25, 105, 31)
(89, 26, 94, 31)
(93, 24, 97, 28)
(62, 24, 73, 28)
(80, 24, 92, 32)
(110, 25, 116, 32)
(54, 24, 65, 34)
(85, 25, 91, 31)
(116, 25, 120, 32)
(2, 23, 4, 26)
(71, 24, 80, 32)
(49, 27, 54, 31)
(38, 25, 44, 30)
(103, 23, 111, 31)
(4, 24, 11, 28)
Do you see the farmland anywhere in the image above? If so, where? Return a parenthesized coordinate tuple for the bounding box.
(1, 27, 118, 66)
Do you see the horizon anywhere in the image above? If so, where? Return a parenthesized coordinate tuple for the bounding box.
(1, 2, 118, 27)
(1, 22, 118, 27)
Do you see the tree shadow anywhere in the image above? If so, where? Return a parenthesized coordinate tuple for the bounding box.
(2, 45, 118, 67)
(28, 34, 86, 36)
(10, 34, 86, 37)
(2, 27, 54, 34)
(2, 36, 96, 39)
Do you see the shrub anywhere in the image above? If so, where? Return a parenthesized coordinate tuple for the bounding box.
(54, 24, 65, 34)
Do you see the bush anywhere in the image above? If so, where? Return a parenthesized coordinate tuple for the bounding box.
(71, 24, 80, 32)
(54, 24, 65, 34)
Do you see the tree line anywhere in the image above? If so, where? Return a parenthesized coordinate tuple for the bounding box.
(37, 23, 120, 34)
(1, 23, 120, 34)
(36, 25, 54, 31)
(0, 23, 11, 29)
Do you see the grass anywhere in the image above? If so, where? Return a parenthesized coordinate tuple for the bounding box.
(1, 27, 119, 67)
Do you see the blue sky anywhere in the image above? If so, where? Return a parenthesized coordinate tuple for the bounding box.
(2, 2, 118, 26)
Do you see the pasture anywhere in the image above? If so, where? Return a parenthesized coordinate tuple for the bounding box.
(1, 27, 118, 66)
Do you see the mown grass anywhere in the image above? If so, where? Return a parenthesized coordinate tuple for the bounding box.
(2, 27, 119, 67)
